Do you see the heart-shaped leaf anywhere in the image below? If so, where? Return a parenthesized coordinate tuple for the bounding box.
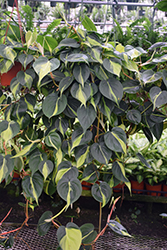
(37, 211, 53, 236)
(91, 182, 112, 208)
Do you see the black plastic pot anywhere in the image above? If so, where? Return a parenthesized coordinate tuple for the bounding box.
(126, 0, 138, 11)
(8, 0, 17, 7)
(50, 1, 56, 7)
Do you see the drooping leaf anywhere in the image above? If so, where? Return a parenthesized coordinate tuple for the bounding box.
(71, 127, 92, 150)
(45, 131, 61, 150)
(103, 58, 122, 77)
(71, 82, 91, 106)
(77, 104, 96, 132)
(149, 86, 167, 110)
(126, 109, 141, 125)
(16, 70, 33, 89)
(66, 54, 89, 63)
(91, 182, 112, 208)
(73, 64, 90, 87)
(57, 176, 82, 207)
(104, 127, 127, 153)
(80, 223, 97, 244)
(42, 92, 67, 118)
(18, 54, 34, 69)
(99, 78, 123, 105)
(90, 142, 112, 164)
(1, 121, 20, 144)
(82, 164, 100, 183)
(29, 150, 47, 175)
(22, 172, 43, 204)
(59, 76, 74, 94)
(37, 211, 53, 236)
(0, 44, 17, 63)
(58, 38, 80, 48)
(74, 145, 90, 168)
(141, 70, 162, 84)
(38, 160, 54, 181)
(112, 161, 129, 183)
(0, 155, 14, 183)
(150, 122, 163, 141)
(122, 79, 141, 93)
(57, 222, 82, 250)
(56, 161, 78, 184)
(136, 152, 151, 168)
(108, 220, 132, 237)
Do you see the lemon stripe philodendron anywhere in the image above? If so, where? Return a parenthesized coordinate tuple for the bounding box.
(0, 11, 167, 249)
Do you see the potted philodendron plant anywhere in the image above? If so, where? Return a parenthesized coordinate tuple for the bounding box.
(1, 10, 167, 248)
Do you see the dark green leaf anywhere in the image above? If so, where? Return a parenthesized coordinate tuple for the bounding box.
(149, 86, 167, 109)
(71, 82, 91, 106)
(45, 131, 61, 150)
(58, 38, 80, 48)
(104, 127, 127, 153)
(112, 161, 129, 183)
(122, 79, 141, 93)
(42, 92, 67, 118)
(126, 109, 141, 125)
(59, 76, 74, 94)
(77, 104, 96, 132)
(108, 220, 131, 237)
(82, 164, 99, 183)
(103, 58, 122, 77)
(150, 122, 163, 141)
(136, 153, 151, 168)
(91, 182, 112, 207)
(18, 54, 34, 69)
(37, 211, 53, 236)
(38, 160, 54, 181)
(22, 172, 43, 204)
(80, 223, 97, 244)
(90, 142, 112, 164)
(99, 78, 123, 105)
(73, 64, 90, 86)
(81, 15, 97, 31)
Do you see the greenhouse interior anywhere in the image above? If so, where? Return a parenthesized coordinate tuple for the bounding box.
(0, 0, 167, 249)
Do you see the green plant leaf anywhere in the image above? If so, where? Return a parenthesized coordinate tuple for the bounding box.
(12, 97, 27, 121)
(56, 161, 78, 184)
(57, 222, 82, 250)
(103, 58, 122, 77)
(77, 104, 96, 132)
(74, 145, 90, 167)
(99, 78, 123, 105)
(57, 176, 82, 208)
(122, 80, 141, 93)
(80, 223, 97, 244)
(94, 65, 109, 80)
(104, 127, 127, 153)
(58, 38, 80, 48)
(37, 35, 58, 54)
(150, 122, 163, 141)
(82, 164, 99, 183)
(155, 0, 167, 11)
(42, 92, 67, 118)
(71, 127, 92, 150)
(18, 54, 34, 69)
(33, 56, 60, 86)
(91, 182, 112, 208)
(29, 150, 47, 175)
(0, 44, 17, 63)
(59, 76, 74, 95)
(73, 64, 90, 87)
(22, 172, 43, 204)
(16, 70, 33, 89)
(141, 70, 162, 84)
(108, 220, 132, 237)
(136, 153, 151, 168)
(12, 142, 36, 158)
(71, 82, 91, 106)
(37, 211, 53, 236)
(38, 160, 54, 181)
(10, 77, 22, 97)
(90, 142, 112, 164)
(45, 131, 61, 150)
(126, 109, 141, 125)
(0, 155, 14, 183)
(1, 121, 20, 144)
(81, 15, 97, 31)
(112, 161, 129, 183)
(66, 54, 89, 63)
(149, 86, 167, 110)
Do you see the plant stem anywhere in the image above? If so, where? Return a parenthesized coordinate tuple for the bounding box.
(98, 202, 102, 233)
